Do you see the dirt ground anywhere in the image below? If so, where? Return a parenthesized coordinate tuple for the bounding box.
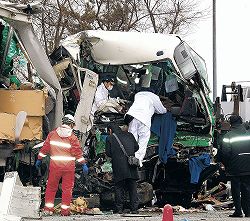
(22, 210, 250, 221)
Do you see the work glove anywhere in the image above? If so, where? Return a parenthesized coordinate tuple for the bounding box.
(82, 163, 89, 174)
(116, 97, 126, 105)
(35, 159, 42, 169)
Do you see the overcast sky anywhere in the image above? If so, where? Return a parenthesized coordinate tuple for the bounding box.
(184, 0, 250, 100)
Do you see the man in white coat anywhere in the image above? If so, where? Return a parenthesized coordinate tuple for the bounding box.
(90, 76, 123, 125)
(126, 89, 167, 166)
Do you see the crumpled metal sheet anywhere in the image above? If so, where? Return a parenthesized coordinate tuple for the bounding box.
(9, 20, 63, 128)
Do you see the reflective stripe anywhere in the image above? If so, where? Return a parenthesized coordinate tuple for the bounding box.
(77, 157, 85, 163)
(223, 135, 250, 144)
(33, 141, 44, 149)
(222, 138, 230, 143)
(50, 156, 76, 161)
(50, 140, 71, 148)
(61, 204, 70, 209)
(45, 203, 54, 208)
(38, 152, 47, 158)
(239, 153, 250, 156)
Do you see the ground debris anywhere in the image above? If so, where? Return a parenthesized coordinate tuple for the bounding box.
(172, 206, 202, 214)
(192, 181, 233, 211)
(138, 207, 162, 213)
(198, 182, 227, 200)
(54, 196, 103, 215)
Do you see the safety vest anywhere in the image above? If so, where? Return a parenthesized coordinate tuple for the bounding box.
(38, 128, 84, 170)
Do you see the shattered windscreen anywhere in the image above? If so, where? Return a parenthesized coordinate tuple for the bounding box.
(174, 42, 210, 93)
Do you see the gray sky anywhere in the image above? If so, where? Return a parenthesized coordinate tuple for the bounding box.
(184, 0, 250, 100)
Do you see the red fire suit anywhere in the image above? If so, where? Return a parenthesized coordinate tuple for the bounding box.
(38, 125, 85, 212)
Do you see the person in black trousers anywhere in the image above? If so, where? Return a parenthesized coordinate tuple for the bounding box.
(105, 123, 139, 214)
(217, 115, 250, 218)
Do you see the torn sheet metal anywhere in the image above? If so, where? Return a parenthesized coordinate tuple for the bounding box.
(6, 17, 63, 128)
(0, 4, 62, 128)
(74, 68, 98, 134)
(61, 32, 83, 61)
(0, 4, 31, 24)
(0, 1, 43, 14)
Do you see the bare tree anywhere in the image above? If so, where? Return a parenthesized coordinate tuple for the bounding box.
(137, 0, 210, 34)
(10, 0, 209, 53)
(62, 0, 145, 32)
(33, 0, 71, 53)
(10, 0, 73, 53)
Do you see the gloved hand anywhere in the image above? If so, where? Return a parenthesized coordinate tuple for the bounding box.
(35, 159, 42, 169)
(116, 97, 121, 103)
(82, 163, 89, 174)
(116, 97, 126, 105)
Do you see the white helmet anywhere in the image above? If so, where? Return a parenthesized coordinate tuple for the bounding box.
(62, 114, 75, 125)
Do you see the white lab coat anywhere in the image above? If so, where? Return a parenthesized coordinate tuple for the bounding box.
(90, 83, 121, 127)
(126, 91, 167, 128)
(91, 83, 110, 115)
(127, 91, 167, 165)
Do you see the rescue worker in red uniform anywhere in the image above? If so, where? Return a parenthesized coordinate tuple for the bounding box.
(35, 114, 88, 216)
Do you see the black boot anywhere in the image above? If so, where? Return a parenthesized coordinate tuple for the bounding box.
(229, 212, 243, 217)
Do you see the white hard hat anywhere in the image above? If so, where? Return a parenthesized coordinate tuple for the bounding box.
(62, 114, 75, 124)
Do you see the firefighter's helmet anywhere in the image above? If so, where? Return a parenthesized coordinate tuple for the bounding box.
(62, 114, 75, 125)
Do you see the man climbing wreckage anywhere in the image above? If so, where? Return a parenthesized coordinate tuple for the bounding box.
(125, 88, 167, 167)
(0, 3, 220, 214)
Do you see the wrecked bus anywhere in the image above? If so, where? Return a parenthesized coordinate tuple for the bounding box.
(0, 3, 64, 183)
(51, 30, 218, 208)
(0, 2, 218, 209)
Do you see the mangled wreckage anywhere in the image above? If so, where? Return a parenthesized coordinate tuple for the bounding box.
(0, 2, 219, 209)
(0, 2, 63, 183)
(49, 30, 219, 208)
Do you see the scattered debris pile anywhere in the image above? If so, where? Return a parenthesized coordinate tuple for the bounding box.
(169, 180, 234, 214)
(54, 196, 103, 215)
(194, 181, 233, 211)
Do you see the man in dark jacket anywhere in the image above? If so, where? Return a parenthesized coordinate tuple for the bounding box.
(106, 123, 139, 214)
(217, 115, 250, 217)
